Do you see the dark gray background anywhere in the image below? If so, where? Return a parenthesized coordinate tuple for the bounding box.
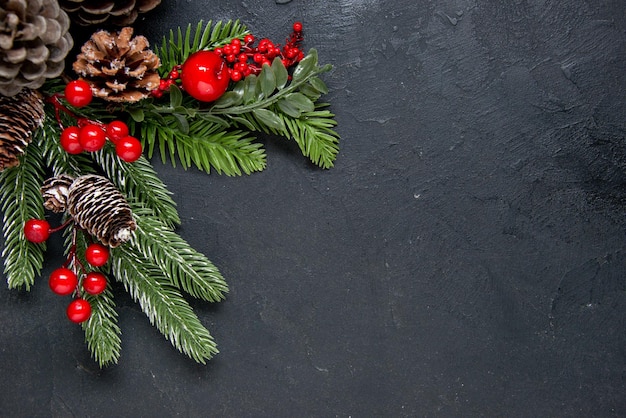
(2, 0, 626, 416)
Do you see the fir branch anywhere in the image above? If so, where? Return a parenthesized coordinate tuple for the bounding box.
(111, 244, 219, 363)
(92, 144, 181, 228)
(130, 206, 228, 302)
(158, 20, 249, 75)
(82, 288, 122, 367)
(139, 111, 266, 175)
(0, 139, 47, 290)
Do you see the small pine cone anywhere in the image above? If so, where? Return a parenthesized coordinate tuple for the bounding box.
(41, 174, 137, 247)
(0, 89, 45, 171)
(73, 27, 160, 103)
(0, 0, 73, 96)
(41, 173, 73, 212)
(59, 0, 161, 27)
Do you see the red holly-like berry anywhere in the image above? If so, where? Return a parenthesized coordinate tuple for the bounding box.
(106, 120, 129, 143)
(85, 243, 109, 267)
(65, 80, 93, 108)
(79, 125, 106, 152)
(115, 136, 142, 162)
(23, 219, 50, 243)
(49, 267, 78, 296)
(66, 298, 92, 323)
(293, 22, 303, 33)
(60, 126, 83, 154)
(181, 51, 230, 102)
(82, 272, 107, 295)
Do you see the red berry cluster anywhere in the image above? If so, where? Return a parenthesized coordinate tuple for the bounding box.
(23, 220, 110, 323)
(52, 80, 143, 163)
(151, 65, 181, 99)
(217, 21, 305, 82)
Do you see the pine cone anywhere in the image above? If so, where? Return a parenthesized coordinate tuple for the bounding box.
(0, 88, 45, 171)
(41, 174, 137, 247)
(59, 0, 161, 27)
(0, 0, 73, 96)
(73, 27, 160, 103)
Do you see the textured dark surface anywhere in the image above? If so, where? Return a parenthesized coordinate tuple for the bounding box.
(2, 0, 626, 416)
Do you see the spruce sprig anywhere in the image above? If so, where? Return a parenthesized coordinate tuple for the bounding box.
(81, 289, 122, 368)
(0, 140, 47, 290)
(136, 109, 267, 175)
(130, 207, 228, 302)
(112, 244, 218, 363)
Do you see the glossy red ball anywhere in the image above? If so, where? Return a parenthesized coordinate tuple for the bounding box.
(85, 243, 109, 267)
(82, 272, 107, 295)
(49, 268, 78, 296)
(79, 125, 106, 152)
(181, 51, 230, 102)
(115, 136, 143, 162)
(23, 219, 50, 243)
(60, 126, 83, 154)
(64, 80, 93, 107)
(106, 120, 129, 143)
(66, 298, 92, 323)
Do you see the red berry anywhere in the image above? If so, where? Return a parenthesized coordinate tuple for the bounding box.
(115, 135, 142, 162)
(181, 51, 231, 102)
(106, 120, 129, 143)
(49, 268, 78, 296)
(82, 272, 107, 295)
(64, 80, 93, 107)
(230, 70, 242, 82)
(66, 298, 91, 323)
(79, 124, 106, 152)
(60, 126, 83, 154)
(23, 219, 50, 243)
(293, 22, 303, 32)
(85, 243, 109, 267)
(244, 34, 255, 44)
(231, 38, 241, 47)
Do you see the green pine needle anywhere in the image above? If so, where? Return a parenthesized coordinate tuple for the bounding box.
(140, 113, 267, 175)
(81, 288, 122, 367)
(112, 244, 219, 363)
(130, 206, 228, 302)
(0, 139, 47, 290)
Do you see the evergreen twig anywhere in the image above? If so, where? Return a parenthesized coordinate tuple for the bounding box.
(0, 139, 47, 289)
(112, 244, 219, 363)
(131, 206, 228, 302)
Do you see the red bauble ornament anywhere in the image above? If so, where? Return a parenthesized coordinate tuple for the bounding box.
(49, 267, 78, 296)
(79, 125, 107, 152)
(60, 126, 83, 154)
(23, 219, 50, 243)
(85, 243, 109, 267)
(65, 80, 93, 108)
(66, 298, 92, 323)
(82, 272, 107, 295)
(181, 51, 230, 102)
(115, 136, 143, 162)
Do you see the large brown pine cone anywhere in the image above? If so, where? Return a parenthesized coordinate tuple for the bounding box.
(59, 0, 161, 26)
(73, 27, 160, 103)
(41, 174, 137, 247)
(0, 88, 45, 171)
(0, 0, 73, 96)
